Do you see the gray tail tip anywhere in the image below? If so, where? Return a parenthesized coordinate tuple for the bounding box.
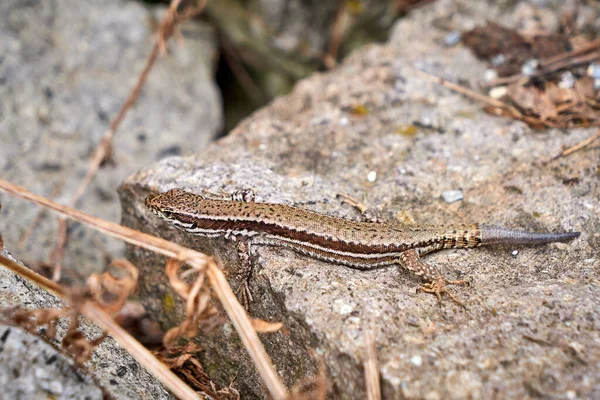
(480, 225, 581, 245)
(563, 231, 581, 240)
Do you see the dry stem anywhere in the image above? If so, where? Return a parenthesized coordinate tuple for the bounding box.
(49, 0, 208, 280)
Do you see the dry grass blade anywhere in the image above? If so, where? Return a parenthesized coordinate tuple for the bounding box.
(0, 179, 289, 400)
(364, 329, 381, 400)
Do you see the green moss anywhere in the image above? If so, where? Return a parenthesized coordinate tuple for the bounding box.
(163, 293, 176, 314)
(396, 124, 418, 136)
(350, 104, 369, 116)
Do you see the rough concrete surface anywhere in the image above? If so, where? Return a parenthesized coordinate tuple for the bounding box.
(121, 0, 599, 398)
(0, 0, 222, 278)
(0, 249, 172, 399)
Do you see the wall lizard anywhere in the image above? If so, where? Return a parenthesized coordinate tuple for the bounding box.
(145, 188, 580, 307)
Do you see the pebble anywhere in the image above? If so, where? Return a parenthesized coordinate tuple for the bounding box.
(511, 250, 519, 257)
(491, 54, 505, 66)
(442, 189, 464, 203)
(367, 171, 377, 182)
(483, 69, 498, 82)
(489, 86, 507, 99)
(587, 63, 600, 79)
(339, 304, 354, 315)
(558, 71, 575, 89)
(409, 354, 423, 366)
(521, 59, 539, 76)
(444, 31, 461, 47)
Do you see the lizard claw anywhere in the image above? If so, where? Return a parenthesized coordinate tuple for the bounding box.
(417, 277, 469, 308)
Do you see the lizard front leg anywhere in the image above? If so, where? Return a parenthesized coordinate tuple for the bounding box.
(399, 249, 469, 307)
(234, 237, 254, 309)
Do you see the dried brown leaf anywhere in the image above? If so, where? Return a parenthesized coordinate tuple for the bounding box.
(251, 318, 284, 333)
(87, 259, 139, 314)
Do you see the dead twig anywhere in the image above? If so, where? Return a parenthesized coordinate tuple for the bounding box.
(414, 69, 550, 127)
(552, 129, 600, 160)
(0, 179, 289, 400)
(324, 4, 348, 69)
(541, 38, 600, 69)
(49, 0, 207, 280)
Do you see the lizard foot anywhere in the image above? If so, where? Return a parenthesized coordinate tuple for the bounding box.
(235, 281, 253, 310)
(417, 277, 469, 308)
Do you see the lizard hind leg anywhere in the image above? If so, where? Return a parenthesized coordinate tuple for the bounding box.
(398, 249, 469, 307)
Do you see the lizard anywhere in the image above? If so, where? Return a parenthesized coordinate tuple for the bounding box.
(145, 188, 580, 307)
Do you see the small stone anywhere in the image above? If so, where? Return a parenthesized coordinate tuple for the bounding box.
(409, 354, 422, 366)
(489, 86, 507, 99)
(587, 63, 600, 79)
(558, 71, 575, 89)
(521, 59, 539, 76)
(483, 69, 498, 82)
(444, 31, 461, 47)
(511, 250, 519, 257)
(339, 304, 353, 315)
(367, 171, 377, 182)
(490, 54, 505, 66)
(441, 190, 463, 203)
(339, 116, 349, 126)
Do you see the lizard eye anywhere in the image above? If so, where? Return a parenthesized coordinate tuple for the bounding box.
(162, 211, 173, 219)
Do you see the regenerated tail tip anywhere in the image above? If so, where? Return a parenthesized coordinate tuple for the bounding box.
(480, 225, 580, 245)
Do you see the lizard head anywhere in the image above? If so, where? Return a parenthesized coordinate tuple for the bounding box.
(145, 188, 203, 225)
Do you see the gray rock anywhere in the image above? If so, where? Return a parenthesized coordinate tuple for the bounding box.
(121, 1, 599, 398)
(0, 248, 172, 399)
(0, 323, 104, 400)
(0, 0, 221, 278)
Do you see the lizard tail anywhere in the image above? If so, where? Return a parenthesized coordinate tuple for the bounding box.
(480, 224, 580, 245)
